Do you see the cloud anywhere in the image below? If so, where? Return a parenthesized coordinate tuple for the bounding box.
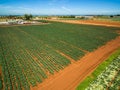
(62, 6, 72, 12)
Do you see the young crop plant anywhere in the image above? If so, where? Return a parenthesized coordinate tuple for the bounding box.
(85, 55, 120, 90)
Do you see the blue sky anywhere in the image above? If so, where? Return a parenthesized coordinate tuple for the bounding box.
(0, 0, 120, 15)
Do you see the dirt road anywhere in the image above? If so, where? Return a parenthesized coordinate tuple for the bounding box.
(31, 36, 120, 90)
(48, 20, 120, 27)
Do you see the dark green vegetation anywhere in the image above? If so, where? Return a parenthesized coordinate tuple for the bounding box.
(24, 14, 33, 20)
(76, 48, 120, 90)
(0, 76, 2, 90)
(0, 22, 119, 90)
(0, 67, 3, 90)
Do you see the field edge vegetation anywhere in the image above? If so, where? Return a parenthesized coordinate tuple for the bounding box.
(76, 48, 120, 90)
(0, 66, 3, 90)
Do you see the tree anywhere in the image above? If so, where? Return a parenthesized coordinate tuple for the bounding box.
(116, 14, 120, 16)
(24, 14, 33, 20)
(7, 15, 16, 19)
(110, 15, 114, 18)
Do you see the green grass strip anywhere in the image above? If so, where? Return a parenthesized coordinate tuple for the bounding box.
(76, 48, 120, 90)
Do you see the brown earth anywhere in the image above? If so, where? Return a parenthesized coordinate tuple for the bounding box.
(31, 35, 120, 90)
(116, 30, 120, 34)
(48, 19, 120, 27)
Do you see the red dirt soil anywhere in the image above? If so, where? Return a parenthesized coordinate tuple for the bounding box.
(31, 36, 120, 90)
(48, 19, 120, 27)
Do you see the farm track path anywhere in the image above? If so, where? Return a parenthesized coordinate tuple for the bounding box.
(48, 19, 120, 27)
(31, 35, 120, 90)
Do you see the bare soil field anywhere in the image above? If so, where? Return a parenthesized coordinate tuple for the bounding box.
(31, 36, 120, 90)
(48, 19, 120, 27)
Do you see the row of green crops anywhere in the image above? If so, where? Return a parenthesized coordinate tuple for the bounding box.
(15, 21, 119, 59)
(0, 28, 71, 90)
(0, 21, 120, 90)
(76, 48, 120, 90)
(85, 55, 120, 90)
(0, 76, 2, 90)
(0, 66, 2, 90)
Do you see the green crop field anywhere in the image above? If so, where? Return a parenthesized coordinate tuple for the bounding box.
(85, 55, 120, 90)
(0, 21, 120, 90)
(76, 48, 120, 90)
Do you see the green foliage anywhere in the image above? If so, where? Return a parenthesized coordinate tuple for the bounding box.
(76, 48, 120, 90)
(24, 14, 33, 20)
(86, 55, 120, 90)
(0, 22, 119, 90)
(0, 76, 2, 90)
(109, 71, 120, 90)
(0, 15, 23, 21)
(59, 15, 75, 18)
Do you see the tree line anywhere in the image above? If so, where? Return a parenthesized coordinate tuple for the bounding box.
(0, 14, 33, 20)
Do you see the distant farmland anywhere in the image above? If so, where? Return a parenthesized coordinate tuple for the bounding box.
(0, 21, 119, 90)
